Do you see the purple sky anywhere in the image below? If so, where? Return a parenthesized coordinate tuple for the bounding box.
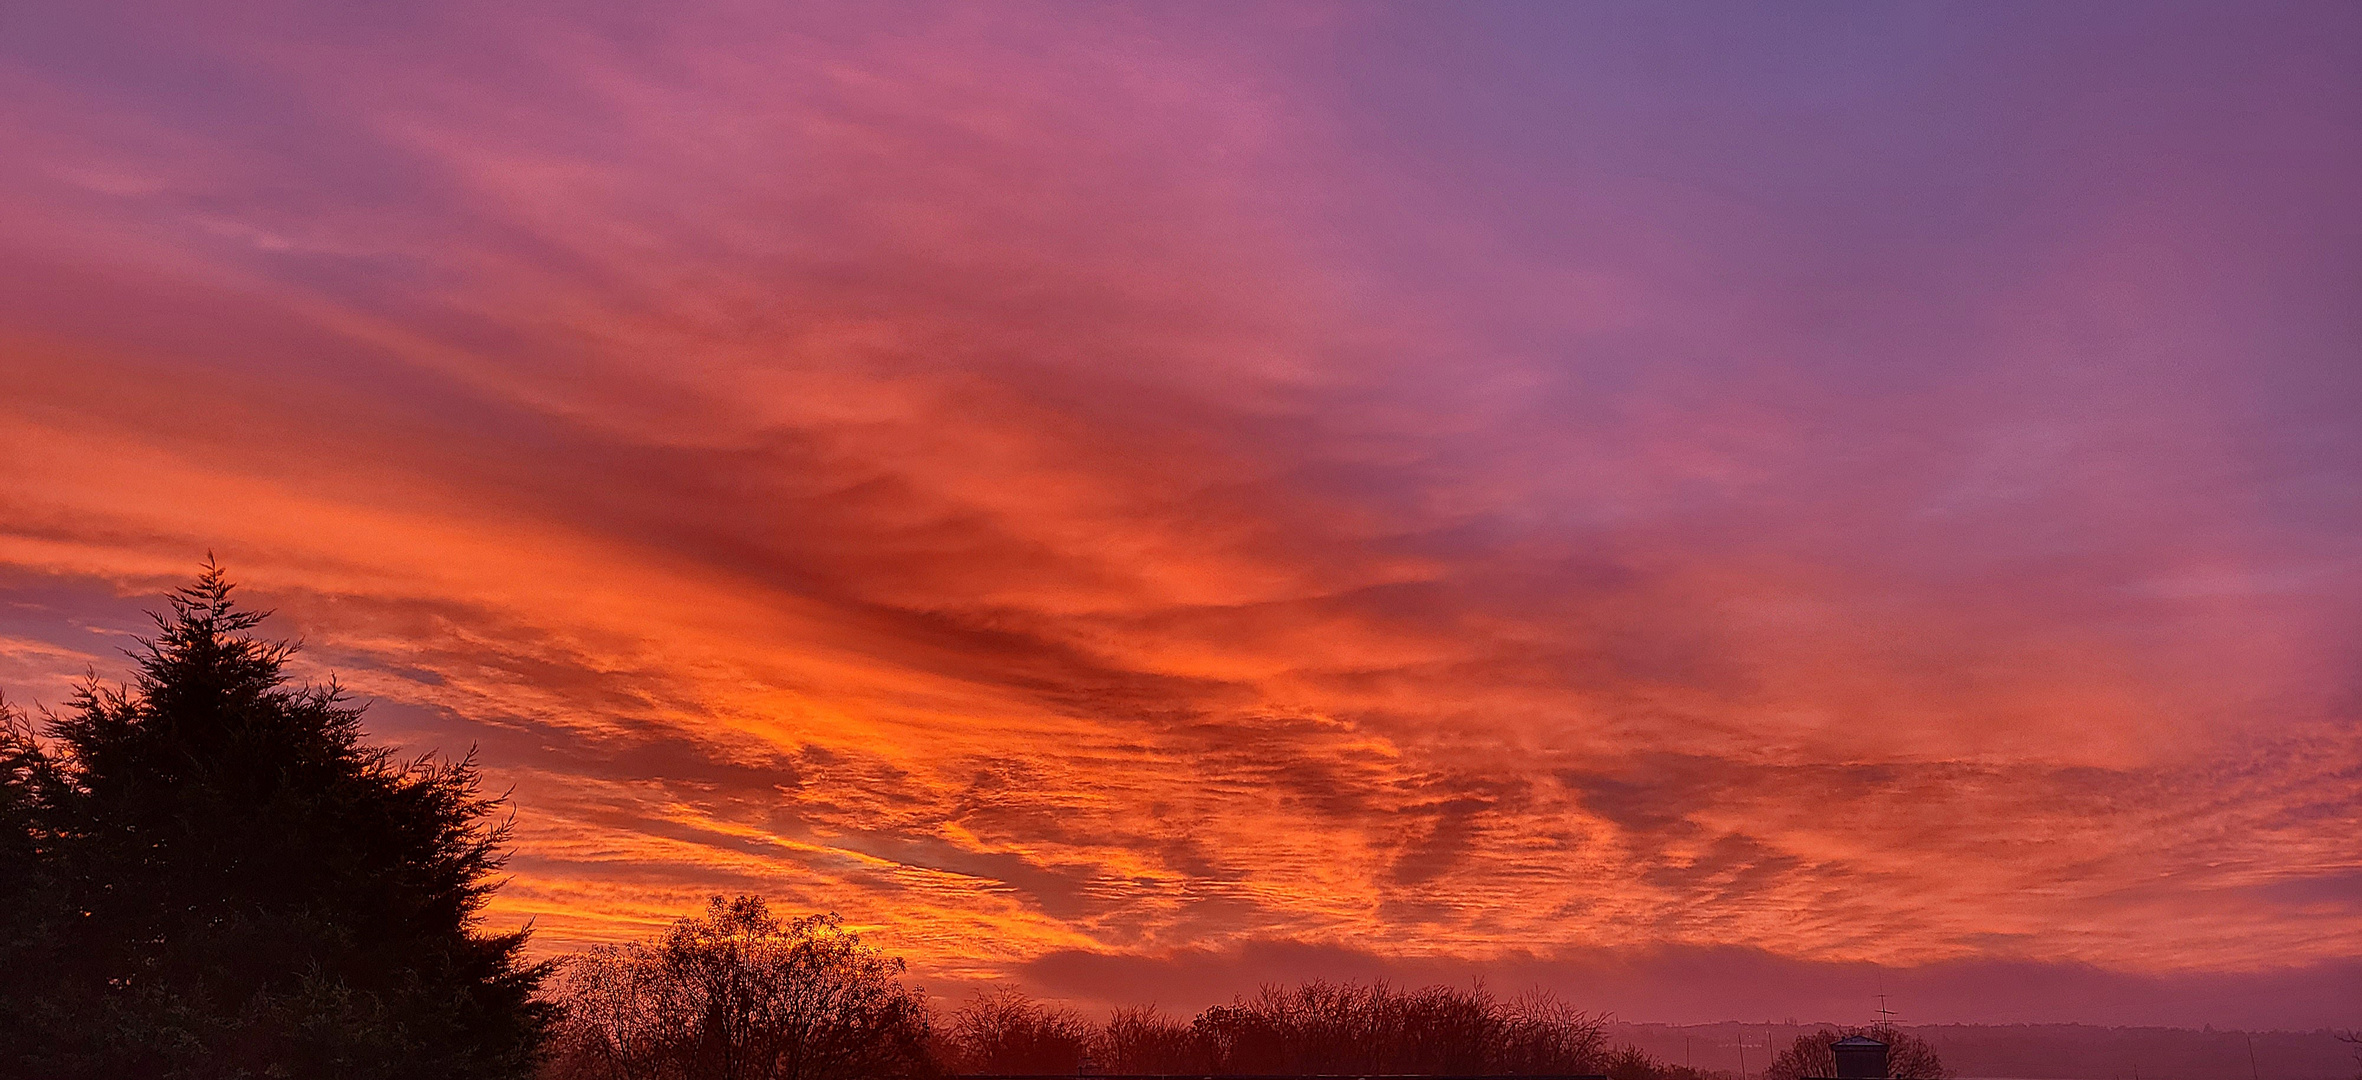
(1, 1, 2357, 1026)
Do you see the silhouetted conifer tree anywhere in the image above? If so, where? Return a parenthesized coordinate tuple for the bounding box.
(1, 563, 552, 1079)
(0, 695, 71, 1068)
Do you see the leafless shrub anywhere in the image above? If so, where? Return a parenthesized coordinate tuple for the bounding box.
(1498, 990, 1616, 1075)
(1188, 980, 1607, 1075)
(942, 988, 1096, 1074)
(1599, 1044, 1721, 1080)
(1094, 1006, 1204, 1073)
(936, 979, 1608, 1076)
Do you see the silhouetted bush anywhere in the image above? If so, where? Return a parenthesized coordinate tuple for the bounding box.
(936, 979, 1619, 1076)
(545, 895, 936, 1080)
(1599, 1045, 1727, 1080)
(1763, 1026, 1948, 1080)
(1185, 981, 1608, 1076)
(1092, 1005, 1203, 1073)
(940, 988, 1098, 1074)
(940, 987, 1095, 1072)
(0, 564, 552, 1078)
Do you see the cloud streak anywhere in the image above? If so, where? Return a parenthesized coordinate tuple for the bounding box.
(0, 0, 2356, 1023)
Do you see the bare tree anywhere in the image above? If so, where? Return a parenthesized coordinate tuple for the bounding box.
(941, 988, 1095, 1074)
(546, 896, 933, 1080)
(1094, 1006, 1202, 1074)
(1498, 990, 1616, 1075)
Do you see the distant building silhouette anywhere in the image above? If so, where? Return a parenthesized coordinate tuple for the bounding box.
(1829, 1035, 1888, 1079)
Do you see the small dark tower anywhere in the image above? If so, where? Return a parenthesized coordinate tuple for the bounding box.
(1831, 1034, 1889, 1079)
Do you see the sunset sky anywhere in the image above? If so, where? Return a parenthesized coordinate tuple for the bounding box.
(2, 1, 2357, 1028)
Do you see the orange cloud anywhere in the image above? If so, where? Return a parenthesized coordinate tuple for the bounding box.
(0, 0, 2356, 1025)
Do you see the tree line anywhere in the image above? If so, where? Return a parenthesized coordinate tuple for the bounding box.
(0, 569, 1940, 1079)
(939, 979, 1614, 1076)
(544, 914, 1677, 1080)
(540, 893, 1947, 1080)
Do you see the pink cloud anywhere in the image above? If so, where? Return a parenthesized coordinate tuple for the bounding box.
(0, 0, 2355, 1025)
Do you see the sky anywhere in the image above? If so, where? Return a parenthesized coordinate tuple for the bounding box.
(1, 0, 2358, 1028)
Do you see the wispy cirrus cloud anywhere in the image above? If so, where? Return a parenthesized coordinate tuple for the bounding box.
(0, 0, 2355, 1024)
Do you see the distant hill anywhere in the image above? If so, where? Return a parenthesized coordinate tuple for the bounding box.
(1608, 1021, 2358, 1080)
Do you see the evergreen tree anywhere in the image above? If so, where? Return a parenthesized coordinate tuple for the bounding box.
(4, 564, 553, 1079)
(0, 695, 70, 1069)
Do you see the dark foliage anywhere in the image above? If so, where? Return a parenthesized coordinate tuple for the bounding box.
(1192, 981, 1607, 1075)
(0, 564, 553, 1079)
(1091, 1005, 1199, 1074)
(938, 979, 1632, 1076)
(942, 989, 1096, 1074)
(0, 697, 70, 1066)
(1599, 1045, 1722, 1080)
(544, 895, 936, 1080)
(1763, 1026, 1948, 1080)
